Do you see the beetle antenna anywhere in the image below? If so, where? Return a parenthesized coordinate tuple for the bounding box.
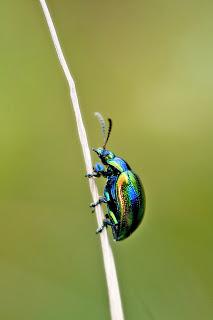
(94, 112, 106, 141)
(103, 118, 112, 149)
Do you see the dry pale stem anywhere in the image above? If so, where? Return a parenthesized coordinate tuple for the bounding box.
(38, 1, 124, 319)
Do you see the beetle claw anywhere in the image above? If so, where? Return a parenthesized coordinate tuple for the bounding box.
(89, 202, 95, 208)
(85, 173, 93, 178)
(96, 225, 104, 234)
(89, 202, 96, 213)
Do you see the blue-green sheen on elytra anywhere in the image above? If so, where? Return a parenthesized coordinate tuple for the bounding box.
(87, 117, 145, 241)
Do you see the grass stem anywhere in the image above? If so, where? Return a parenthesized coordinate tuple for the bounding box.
(38, 1, 124, 319)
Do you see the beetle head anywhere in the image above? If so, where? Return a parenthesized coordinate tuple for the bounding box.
(93, 148, 115, 164)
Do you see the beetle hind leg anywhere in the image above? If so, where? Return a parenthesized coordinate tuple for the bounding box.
(96, 218, 115, 234)
(96, 216, 118, 240)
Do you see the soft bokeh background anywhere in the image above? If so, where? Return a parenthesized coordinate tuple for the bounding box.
(0, 1, 212, 319)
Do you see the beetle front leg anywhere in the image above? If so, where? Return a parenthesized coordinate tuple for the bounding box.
(85, 172, 99, 178)
(85, 163, 109, 179)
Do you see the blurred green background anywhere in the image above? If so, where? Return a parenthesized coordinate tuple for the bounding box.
(0, 1, 212, 319)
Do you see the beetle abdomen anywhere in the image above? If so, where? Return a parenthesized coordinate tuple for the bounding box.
(115, 170, 145, 240)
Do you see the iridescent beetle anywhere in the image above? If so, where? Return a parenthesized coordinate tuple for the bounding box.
(86, 113, 145, 241)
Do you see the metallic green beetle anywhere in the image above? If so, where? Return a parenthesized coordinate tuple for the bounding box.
(87, 113, 145, 241)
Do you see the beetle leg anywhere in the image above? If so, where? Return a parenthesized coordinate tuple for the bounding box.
(85, 171, 106, 178)
(107, 212, 119, 240)
(90, 196, 107, 212)
(85, 163, 110, 179)
(85, 163, 103, 179)
(85, 172, 99, 178)
(96, 218, 114, 234)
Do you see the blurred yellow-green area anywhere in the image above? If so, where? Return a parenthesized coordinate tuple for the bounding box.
(0, 1, 212, 319)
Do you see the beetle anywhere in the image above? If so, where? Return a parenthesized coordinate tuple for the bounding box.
(86, 113, 145, 241)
